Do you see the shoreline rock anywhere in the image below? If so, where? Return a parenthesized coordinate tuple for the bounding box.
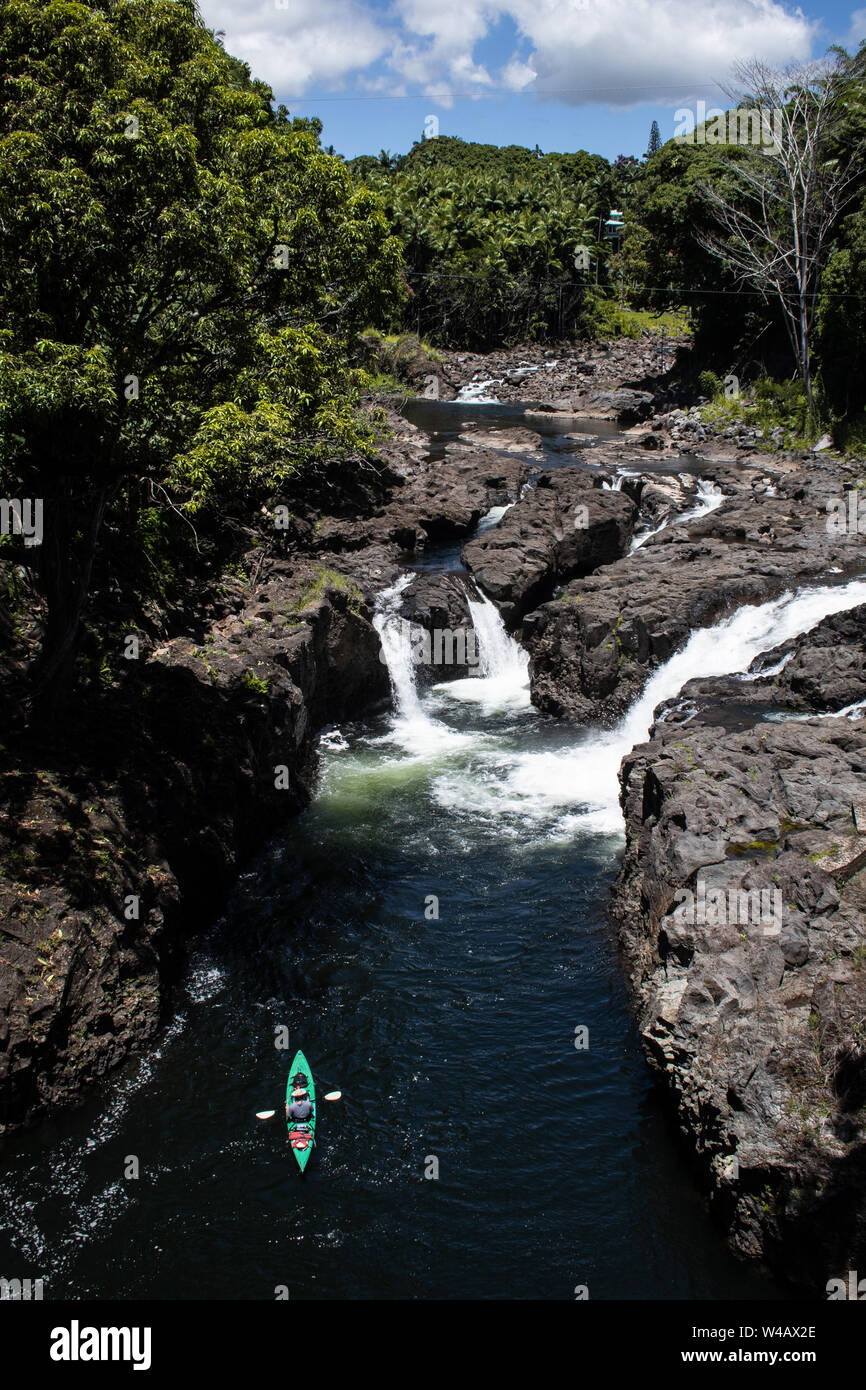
(462, 470, 636, 627)
(611, 610, 866, 1292)
(0, 575, 389, 1134)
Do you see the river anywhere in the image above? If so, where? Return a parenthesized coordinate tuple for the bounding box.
(3, 401, 863, 1300)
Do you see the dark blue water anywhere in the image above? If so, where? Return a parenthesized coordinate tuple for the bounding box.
(402, 396, 623, 469)
(0, 405, 787, 1301)
(0, 668, 781, 1302)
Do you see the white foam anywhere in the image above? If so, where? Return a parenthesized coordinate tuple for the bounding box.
(454, 379, 502, 404)
(318, 728, 350, 752)
(372, 575, 472, 757)
(630, 477, 723, 552)
(434, 591, 530, 715)
(476, 502, 514, 534)
(835, 697, 866, 720)
(490, 579, 866, 837)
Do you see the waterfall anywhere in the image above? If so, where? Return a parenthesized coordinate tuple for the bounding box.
(608, 471, 639, 491)
(476, 502, 515, 535)
(372, 576, 474, 755)
(465, 588, 527, 681)
(500, 578, 866, 837)
(630, 477, 723, 552)
(454, 379, 502, 404)
(368, 568, 866, 839)
(432, 587, 531, 712)
(372, 575, 424, 722)
(616, 580, 866, 754)
(630, 515, 668, 550)
(679, 477, 725, 524)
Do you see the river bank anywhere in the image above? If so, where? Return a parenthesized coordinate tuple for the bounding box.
(2, 334, 865, 1296)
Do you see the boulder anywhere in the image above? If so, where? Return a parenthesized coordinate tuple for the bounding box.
(462, 469, 636, 627)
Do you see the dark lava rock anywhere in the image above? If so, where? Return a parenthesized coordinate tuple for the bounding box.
(462, 469, 636, 628)
(0, 571, 388, 1133)
(524, 472, 866, 725)
(399, 572, 480, 683)
(612, 612, 866, 1293)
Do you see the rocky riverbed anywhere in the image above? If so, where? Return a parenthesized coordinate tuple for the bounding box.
(613, 608, 866, 1288)
(3, 334, 865, 1297)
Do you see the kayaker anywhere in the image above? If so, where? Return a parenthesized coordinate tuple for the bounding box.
(286, 1086, 313, 1124)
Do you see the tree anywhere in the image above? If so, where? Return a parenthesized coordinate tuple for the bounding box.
(646, 120, 662, 157)
(695, 56, 863, 410)
(0, 0, 405, 711)
(816, 197, 866, 422)
(366, 148, 599, 346)
(610, 154, 643, 208)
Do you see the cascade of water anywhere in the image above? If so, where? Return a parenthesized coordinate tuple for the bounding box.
(428, 587, 530, 713)
(476, 502, 515, 534)
(372, 576, 473, 755)
(368, 566, 866, 840)
(499, 579, 866, 837)
(617, 581, 866, 753)
(372, 575, 424, 721)
(465, 588, 527, 681)
(630, 476, 724, 553)
(454, 380, 502, 404)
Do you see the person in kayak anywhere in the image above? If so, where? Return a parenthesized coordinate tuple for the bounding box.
(286, 1086, 313, 1124)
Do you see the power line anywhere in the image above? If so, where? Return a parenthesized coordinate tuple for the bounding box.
(400, 269, 866, 300)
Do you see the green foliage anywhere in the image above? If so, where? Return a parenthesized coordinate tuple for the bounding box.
(168, 326, 372, 515)
(702, 374, 814, 446)
(240, 669, 270, 694)
(584, 297, 691, 339)
(698, 370, 724, 398)
(0, 0, 405, 697)
(358, 329, 442, 389)
(350, 136, 606, 347)
(293, 568, 363, 614)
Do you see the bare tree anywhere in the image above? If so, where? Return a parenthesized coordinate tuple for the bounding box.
(695, 56, 859, 412)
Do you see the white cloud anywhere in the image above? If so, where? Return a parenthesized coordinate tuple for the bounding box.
(504, 0, 818, 107)
(846, 8, 866, 50)
(199, 0, 819, 105)
(202, 0, 392, 92)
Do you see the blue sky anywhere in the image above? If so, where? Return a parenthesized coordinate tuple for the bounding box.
(200, 0, 866, 161)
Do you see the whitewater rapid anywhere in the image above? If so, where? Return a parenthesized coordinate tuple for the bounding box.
(630, 477, 724, 552)
(362, 574, 866, 844)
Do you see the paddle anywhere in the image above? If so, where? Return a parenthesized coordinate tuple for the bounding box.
(256, 1091, 341, 1119)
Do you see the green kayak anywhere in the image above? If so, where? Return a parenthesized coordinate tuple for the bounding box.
(286, 1049, 316, 1173)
